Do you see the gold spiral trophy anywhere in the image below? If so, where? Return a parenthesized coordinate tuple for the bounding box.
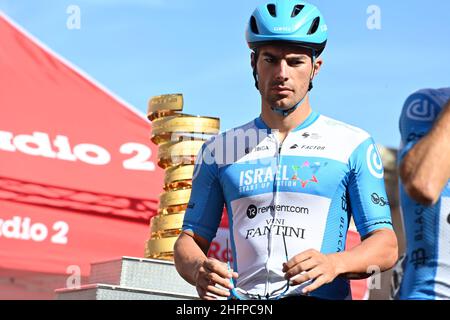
(145, 94, 220, 261)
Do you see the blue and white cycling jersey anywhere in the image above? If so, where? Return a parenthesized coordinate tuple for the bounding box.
(183, 111, 393, 300)
(395, 88, 450, 300)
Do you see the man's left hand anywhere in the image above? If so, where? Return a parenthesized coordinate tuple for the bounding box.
(282, 249, 341, 294)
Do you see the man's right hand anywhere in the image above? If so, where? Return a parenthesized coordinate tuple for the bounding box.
(194, 258, 239, 300)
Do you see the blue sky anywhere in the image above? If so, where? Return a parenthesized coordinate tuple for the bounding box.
(1, 0, 449, 148)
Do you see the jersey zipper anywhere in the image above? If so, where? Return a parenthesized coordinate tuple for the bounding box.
(265, 135, 284, 297)
(278, 142, 283, 154)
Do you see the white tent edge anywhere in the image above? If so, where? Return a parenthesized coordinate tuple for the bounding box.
(0, 10, 149, 122)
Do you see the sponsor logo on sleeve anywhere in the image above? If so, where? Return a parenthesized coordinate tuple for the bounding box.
(366, 144, 384, 179)
(371, 193, 389, 207)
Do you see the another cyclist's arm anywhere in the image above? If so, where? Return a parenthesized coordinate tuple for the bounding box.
(400, 101, 450, 206)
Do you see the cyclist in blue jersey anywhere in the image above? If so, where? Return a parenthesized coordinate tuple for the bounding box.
(391, 88, 450, 300)
(174, 0, 398, 300)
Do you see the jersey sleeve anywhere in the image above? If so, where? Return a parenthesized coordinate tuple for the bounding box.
(399, 92, 443, 160)
(182, 138, 225, 243)
(348, 137, 393, 238)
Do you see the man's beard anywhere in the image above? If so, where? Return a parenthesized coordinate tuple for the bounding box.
(269, 96, 290, 109)
(267, 91, 306, 110)
(265, 81, 309, 110)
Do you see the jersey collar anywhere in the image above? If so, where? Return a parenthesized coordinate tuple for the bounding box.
(254, 111, 320, 133)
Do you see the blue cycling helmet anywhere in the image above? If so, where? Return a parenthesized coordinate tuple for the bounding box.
(246, 0, 328, 57)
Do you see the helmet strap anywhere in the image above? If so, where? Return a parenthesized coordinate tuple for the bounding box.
(308, 50, 317, 91)
(270, 95, 307, 117)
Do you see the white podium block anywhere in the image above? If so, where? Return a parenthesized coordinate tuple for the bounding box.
(55, 256, 199, 300)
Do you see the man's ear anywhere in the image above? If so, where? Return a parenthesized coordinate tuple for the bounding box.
(313, 57, 323, 77)
(251, 52, 256, 69)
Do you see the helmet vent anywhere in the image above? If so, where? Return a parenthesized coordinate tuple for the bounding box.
(291, 4, 304, 18)
(267, 4, 277, 17)
(307, 17, 320, 35)
(250, 16, 260, 34)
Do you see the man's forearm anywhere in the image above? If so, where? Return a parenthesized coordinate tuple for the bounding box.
(173, 232, 209, 286)
(427, 101, 450, 152)
(330, 229, 398, 280)
(432, 101, 450, 134)
(400, 101, 450, 205)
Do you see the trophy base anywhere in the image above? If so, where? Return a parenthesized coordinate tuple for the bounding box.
(55, 284, 198, 300)
(55, 256, 199, 300)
